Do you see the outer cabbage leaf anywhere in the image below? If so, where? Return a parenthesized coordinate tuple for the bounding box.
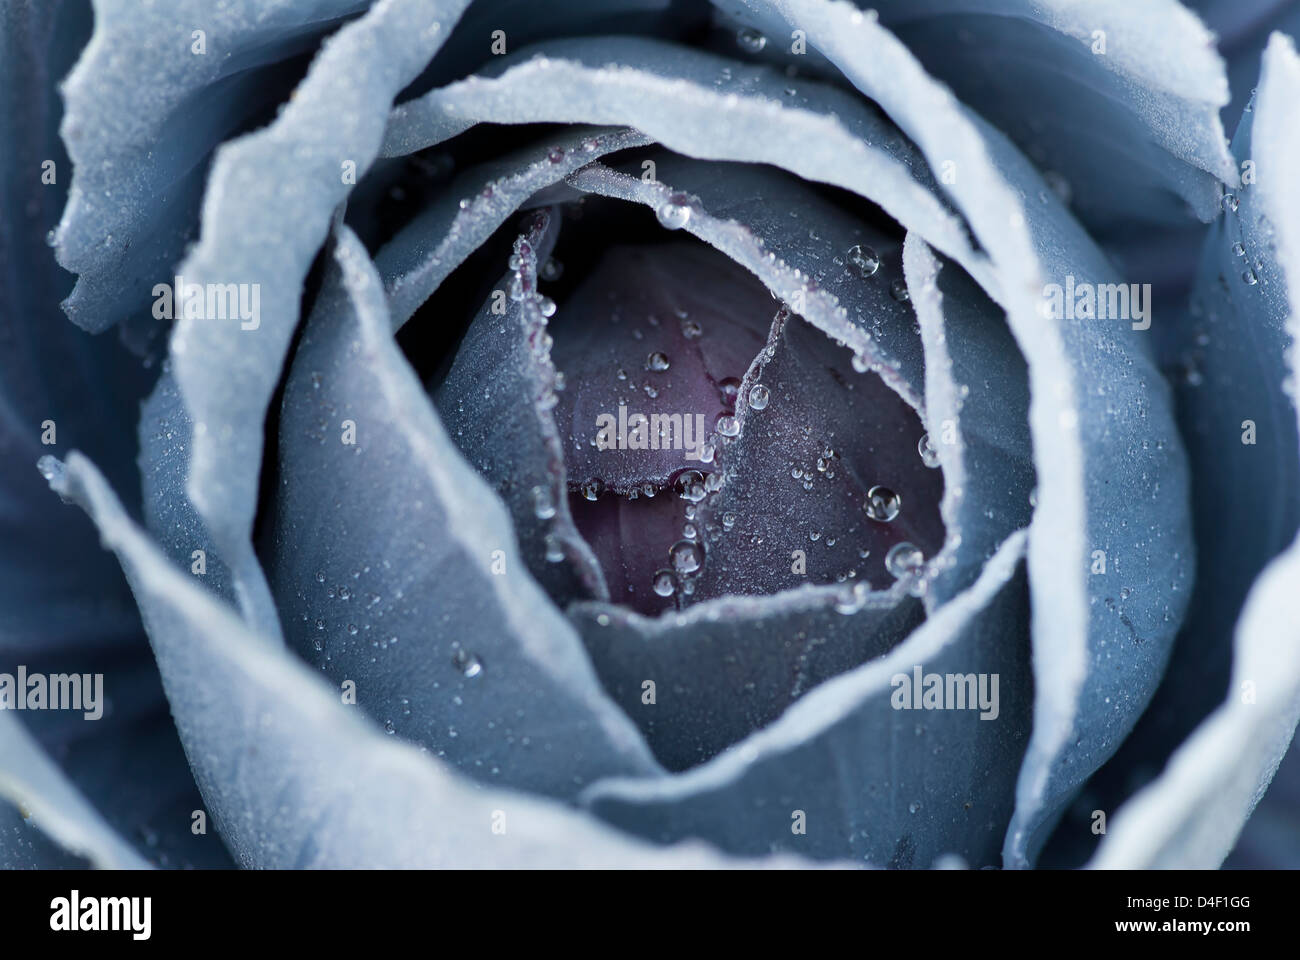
(1089, 33, 1300, 870)
(54, 0, 374, 334)
(720, 0, 1193, 865)
(263, 226, 661, 798)
(168, 0, 469, 643)
(41, 452, 814, 869)
(716, 0, 1235, 227)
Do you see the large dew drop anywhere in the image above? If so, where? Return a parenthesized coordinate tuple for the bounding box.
(864, 485, 901, 522)
(917, 433, 940, 468)
(846, 244, 880, 279)
(719, 377, 741, 409)
(736, 27, 767, 53)
(885, 541, 924, 581)
(669, 539, 704, 575)
(716, 414, 741, 438)
(675, 469, 707, 502)
(656, 196, 692, 230)
(652, 569, 677, 597)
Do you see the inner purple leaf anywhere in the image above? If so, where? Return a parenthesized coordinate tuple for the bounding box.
(693, 307, 946, 602)
(551, 242, 776, 492)
(553, 239, 943, 615)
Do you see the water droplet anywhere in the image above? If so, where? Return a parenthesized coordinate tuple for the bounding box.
(674, 470, 707, 502)
(452, 648, 484, 678)
(918, 433, 940, 468)
(716, 414, 741, 438)
(652, 569, 677, 597)
(864, 485, 901, 522)
(540, 257, 563, 281)
(851, 352, 870, 373)
(1232, 242, 1246, 257)
(889, 278, 910, 302)
(537, 296, 557, 317)
(616, 367, 628, 381)
(544, 534, 564, 563)
(315, 570, 326, 583)
(384, 719, 396, 735)
(886, 542, 925, 581)
(670, 539, 704, 575)
(736, 26, 767, 53)
(656, 195, 691, 230)
(531, 486, 556, 519)
(722, 512, 737, 531)
(834, 581, 869, 615)
(809, 530, 821, 542)
(846, 244, 880, 278)
(645, 351, 671, 372)
(747, 383, 770, 410)
(1242, 268, 1258, 285)
(908, 802, 920, 815)
(37, 455, 62, 482)
(580, 478, 603, 501)
(681, 317, 702, 338)
(719, 377, 741, 409)
(1222, 193, 1239, 214)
